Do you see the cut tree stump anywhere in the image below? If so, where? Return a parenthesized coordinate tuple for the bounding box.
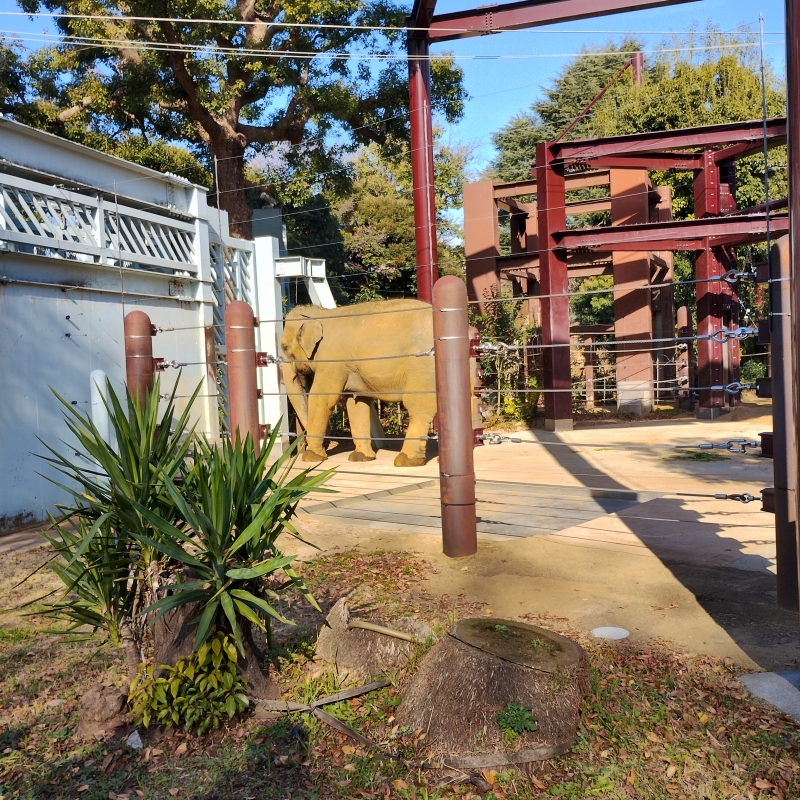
(314, 598, 433, 682)
(153, 603, 278, 700)
(395, 618, 589, 769)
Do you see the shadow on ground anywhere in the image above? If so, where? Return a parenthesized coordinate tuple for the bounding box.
(531, 429, 800, 670)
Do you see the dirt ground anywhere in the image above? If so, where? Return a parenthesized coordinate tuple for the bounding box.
(280, 396, 797, 672)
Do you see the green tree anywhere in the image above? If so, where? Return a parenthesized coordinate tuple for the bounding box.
(0, 37, 27, 115)
(491, 27, 785, 326)
(490, 38, 642, 182)
(18, 0, 466, 237)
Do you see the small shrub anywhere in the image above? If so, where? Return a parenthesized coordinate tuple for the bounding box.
(495, 702, 538, 741)
(129, 633, 249, 734)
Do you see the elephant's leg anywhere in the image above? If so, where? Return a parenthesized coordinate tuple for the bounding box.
(303, 386, 342, 462)
(394, 398, 436, 467)
(346, 398, 376, 462)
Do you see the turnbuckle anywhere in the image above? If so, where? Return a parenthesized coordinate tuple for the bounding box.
(709, 381, 753, 395)
(705, 326, 757, 343)
(713, 492, 757, 503)
(696, 438, 760, 453)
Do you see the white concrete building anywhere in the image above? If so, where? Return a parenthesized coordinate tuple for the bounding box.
(0, 117, 332, 532)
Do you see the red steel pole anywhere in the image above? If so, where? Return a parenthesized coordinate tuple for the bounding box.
(536, 141, 573, 431)
(433, 276, 477, 558)
(409, 36, 438, 303)
(786, 0, 800, 617)
(225, 301, 261, 447)
(124, 310, 155, 407)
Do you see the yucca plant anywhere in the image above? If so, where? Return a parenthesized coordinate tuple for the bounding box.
(35, 377, 202, 675)
(40, 513, 141, 675)
(129, 429, 333, 661)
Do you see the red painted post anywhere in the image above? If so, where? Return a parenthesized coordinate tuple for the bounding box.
(787, 0, 800, 618)
(770, 237, 798, 608)
(463, 181, 500, 311)
(124, 310, 155, 407)
(536, 142, 573, 431)
(409, 36, 438, 304)
(694, 151, 727, 418)
(225, 301, 260, 447)
(433, 276, 477, 558)
(631, 51, 644, 85)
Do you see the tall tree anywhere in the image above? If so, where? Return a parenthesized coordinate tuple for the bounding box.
(490, 38, 642, 182)
(489, 28, 786, 321)
(18, 0, 466, 237)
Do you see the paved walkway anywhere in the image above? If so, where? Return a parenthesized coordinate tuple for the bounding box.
(297, 401, 776, 574)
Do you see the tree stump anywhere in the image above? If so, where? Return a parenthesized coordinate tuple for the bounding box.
(314, 599, 433, 682)
(395, 618, 589, 769)
(153, 603, 278, 700)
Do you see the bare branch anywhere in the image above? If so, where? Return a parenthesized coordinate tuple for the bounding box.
(56, 96, 93, 123)
(155, 20, 221, 138)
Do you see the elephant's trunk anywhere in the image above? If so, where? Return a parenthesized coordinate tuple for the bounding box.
(281, 361, 309, 429)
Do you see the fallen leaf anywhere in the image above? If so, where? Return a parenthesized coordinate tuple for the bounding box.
(531, 777, 548, 790)
(698, 712, 709, 725)
(342, 745, 356, 755)
(666, 765, 677, 779)
(77, 786, 89, 793)
(481, 770, 498, 786)
(755, 779, 776, 790)
(101, 754, 114, 772)
(169, 790, 179, 797)
(627, 768, 636, 786)
(392, 780, 408, 790)
(174, 743, 187, 756)
(646, 732, 660, 744)
(343, 764, 356, 771)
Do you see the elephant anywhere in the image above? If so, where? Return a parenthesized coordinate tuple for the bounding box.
(279, 298, 436, 466)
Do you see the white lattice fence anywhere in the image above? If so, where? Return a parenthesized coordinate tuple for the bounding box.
(209, 238, 255, 432)
(0, 172, 197, 274)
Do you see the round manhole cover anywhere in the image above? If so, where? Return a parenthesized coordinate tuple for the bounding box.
(591, 626, 630, 640)
(450, 618, 583, 672)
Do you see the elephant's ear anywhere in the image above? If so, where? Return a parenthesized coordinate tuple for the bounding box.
(298, 319, 323, 359)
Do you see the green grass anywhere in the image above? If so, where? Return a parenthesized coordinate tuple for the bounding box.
(666, 451, 728, 462)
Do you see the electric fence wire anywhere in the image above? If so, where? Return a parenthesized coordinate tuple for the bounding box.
(0, 11, 787, 37)
(1, 25, 783, 62)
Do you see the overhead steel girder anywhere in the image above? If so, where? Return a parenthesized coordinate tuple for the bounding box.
(549, 118, 787, 162)
(555, 214, 789, 251)
(407, 0, 438, 37)
(563, 136, 786, 172)
(426, 0, 700, 42)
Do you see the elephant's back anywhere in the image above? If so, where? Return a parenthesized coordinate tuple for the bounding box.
(291, 300, 434, 356)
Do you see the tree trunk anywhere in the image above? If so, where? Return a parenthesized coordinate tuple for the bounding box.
(210, 137, 253, 240)
(119, 619, 143, 682)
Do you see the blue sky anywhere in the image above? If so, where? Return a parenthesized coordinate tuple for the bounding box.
(0, 0, 788, 174)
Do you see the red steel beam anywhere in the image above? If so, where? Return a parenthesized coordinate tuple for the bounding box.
(428, 0, 700, 42)
(551, 118, 787, 161)
(555, 214, 789, 250)
(577, 153, 704, 171)
(407, 0, 438, 32)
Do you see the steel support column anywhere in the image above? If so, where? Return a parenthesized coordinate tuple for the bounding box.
(694, 152, 727, 418)
(786, 0, 800, 619)
(464, 181, 500, 311)
(409, 36, 438, 303)
(771, 237, 798, 608)
(536, 142, 572, 430)
(611, 169, 653, 415)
